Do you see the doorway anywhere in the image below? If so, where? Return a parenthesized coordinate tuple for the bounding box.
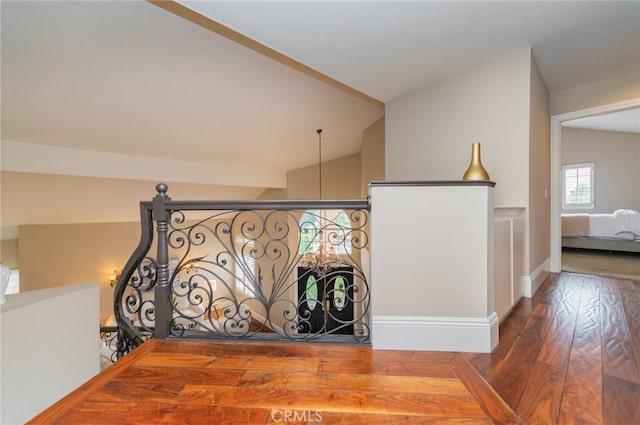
(549, 98, 640, 272)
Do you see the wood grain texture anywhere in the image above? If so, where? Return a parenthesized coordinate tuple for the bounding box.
(474, 272, 640, 425)
(56, 402, 271, 425)
(29, 272, 640, 425)
(238, 370, 468, 395)
(603, 374, 640, 425)
(28, 339, 514, 424)
(452, 357, 524, 425)
(177, 384, 486, 417)
(485, 335, 542, 407)
(516, 360, 566, 424)
(558, 278, 602, 424)
(600, 278, 640, 383)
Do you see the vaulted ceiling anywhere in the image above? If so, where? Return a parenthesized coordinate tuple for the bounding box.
(2, 0, 639, 189)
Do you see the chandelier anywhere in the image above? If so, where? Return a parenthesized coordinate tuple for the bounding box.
(301, 129, 338, 274)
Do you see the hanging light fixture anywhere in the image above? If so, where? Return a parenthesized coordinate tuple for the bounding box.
(301, 129, 338, 274)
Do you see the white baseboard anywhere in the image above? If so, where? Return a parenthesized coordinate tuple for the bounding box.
(522, 257, 550, 298)
(372, 313, 499, 353)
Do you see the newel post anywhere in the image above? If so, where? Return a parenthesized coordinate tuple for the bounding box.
(153, 183, 172, 339)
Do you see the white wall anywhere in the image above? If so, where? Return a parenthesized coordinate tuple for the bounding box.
(385, 48, 551, 284)
(385, 48, 531, 208)
(528, 55, 551, 279)
(550, 72, 640, 116)
(370, 182, 497, 352)
(0, 283, 100, 424)
(561, 128, 640, 213)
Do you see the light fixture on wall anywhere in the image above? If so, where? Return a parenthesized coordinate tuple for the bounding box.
(109, 270, 121, 287)
(301, 129, 338, 274)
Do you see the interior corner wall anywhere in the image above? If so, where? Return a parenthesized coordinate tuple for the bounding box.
(550, 72, 640, 116)
(528, 54, 551, 275)
(256, 188, 288, 200)
(286, 153, 361, 199)
(1, 239, 19, 268)
(359, 117, 385, 197)
(18, 222, 141, 322)
(385, 48, 531, 208)
(562, 128, 640, 213)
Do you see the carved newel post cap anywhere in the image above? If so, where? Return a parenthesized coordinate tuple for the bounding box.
(156, 183, 169, 196)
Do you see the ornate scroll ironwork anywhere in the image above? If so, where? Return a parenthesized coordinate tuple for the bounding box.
(113, 184, 371, 358)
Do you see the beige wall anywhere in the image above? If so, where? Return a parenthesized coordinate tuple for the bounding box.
(257, 188, 288, 200)
(528, 55, 551, 274)
(287, 153, 361, 199)
(550, 72, 640, 116)
(0, 171, 264, 239)
(10, 144, 369, 325)
(386, 48, 552, 279)
(562, 128, 640, 213)
(385, 48, 531, 208)
(18, 222, 141, 322)
(359, 117, 385, 197)
(1, 239, 19, 268)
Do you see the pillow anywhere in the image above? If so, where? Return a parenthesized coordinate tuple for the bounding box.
(614, 209, 640, 237)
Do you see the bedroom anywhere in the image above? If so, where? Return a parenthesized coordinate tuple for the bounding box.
(560, 118, 640, 279)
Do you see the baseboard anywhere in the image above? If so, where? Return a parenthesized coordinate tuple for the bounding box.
(522, 257, 550, 298)
(372, 313, 499, 353)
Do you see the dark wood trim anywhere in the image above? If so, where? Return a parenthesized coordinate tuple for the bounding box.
(369, 179, 496, 187)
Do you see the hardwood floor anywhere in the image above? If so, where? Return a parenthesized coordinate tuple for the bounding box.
(470, 272, 640, 425)
(29, 272, 640, 424)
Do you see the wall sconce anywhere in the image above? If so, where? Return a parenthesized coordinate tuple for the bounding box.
(109, 270, 121, 287)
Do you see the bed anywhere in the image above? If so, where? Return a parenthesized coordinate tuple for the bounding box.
(561, 209, 640, 253)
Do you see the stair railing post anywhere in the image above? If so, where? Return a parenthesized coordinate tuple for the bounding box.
(153, 183, 172, 339)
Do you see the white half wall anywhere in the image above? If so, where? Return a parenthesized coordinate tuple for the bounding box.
(370, 181, 498, 352)
(0, 282, 100, 424)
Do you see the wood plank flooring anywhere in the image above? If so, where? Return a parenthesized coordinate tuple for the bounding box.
(29, 339, 516, 424)
(470, 272, 640, 425)
(29, 272, 640, 424)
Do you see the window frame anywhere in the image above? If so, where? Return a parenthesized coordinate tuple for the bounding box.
(234, 237, 255, 297)
(562, 162, 595, 210)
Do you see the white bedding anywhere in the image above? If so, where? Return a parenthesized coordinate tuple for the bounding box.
(562, 209, 640, 241)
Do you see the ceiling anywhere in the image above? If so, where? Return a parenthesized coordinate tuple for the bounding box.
(563, 108, 640, 134)
(180, 0, 640, 101)
(2, 0, 639, 189)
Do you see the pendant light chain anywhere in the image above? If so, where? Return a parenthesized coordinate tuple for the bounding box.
(317, 129, 323, 200)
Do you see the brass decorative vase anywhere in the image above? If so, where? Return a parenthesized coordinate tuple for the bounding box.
(462, 142, 490, 180)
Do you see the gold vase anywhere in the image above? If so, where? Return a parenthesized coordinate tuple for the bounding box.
(462, 142, 490, 180)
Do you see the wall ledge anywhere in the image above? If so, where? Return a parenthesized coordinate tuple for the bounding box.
(369, 180, 496, 188)
(0, 281, 98, 313)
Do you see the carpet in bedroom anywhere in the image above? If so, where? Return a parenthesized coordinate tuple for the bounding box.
(562, 249, 640, 281)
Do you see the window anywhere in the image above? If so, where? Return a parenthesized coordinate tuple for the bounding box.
(563, 162, 594, 209)
(298, 209, 352, 255)
(235, 237, 255, 297)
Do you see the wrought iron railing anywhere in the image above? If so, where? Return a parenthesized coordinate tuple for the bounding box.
(113, 184, 371, 358)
